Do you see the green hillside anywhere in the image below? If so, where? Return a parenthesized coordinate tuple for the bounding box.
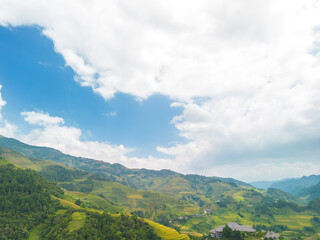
(0, 136, 249, 192)
(298, 182, 320, 201)
(270, 175, 320, 195)
(1, 136, 320, 238)
(0, 146, 197, 217)
(0, 159, 190, 240)
(0, 164, 62, 239)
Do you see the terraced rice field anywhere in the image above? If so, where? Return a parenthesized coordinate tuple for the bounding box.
(68, 212, 86, 231)
(145, 220, 190, 240)
(274, 214, 313, 229)
(52, 195, 81, 209)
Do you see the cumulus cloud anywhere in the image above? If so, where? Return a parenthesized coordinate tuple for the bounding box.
(0, 85, 17, 137)
(20, 111, 132, 163)
(201, 161, 320, 182)
(0, 0, 319, 180)
(0, 85, 7, 114)
(21, 111, 65, 126)
(19, 110, 179, 171)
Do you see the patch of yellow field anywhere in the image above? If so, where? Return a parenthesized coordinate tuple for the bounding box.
(233, 191, 245, 201)
(182, 232, 203, 237)
(51, 195, 81, 209)
(56, 209, 67, 215)
(183, 206, 200, 215)
(274, 214, 313, 229)
(145, 220, 190, 240)
(181, 226, 190, 231)
(68, 212, 86, 231)
(127, 194, 143, 199)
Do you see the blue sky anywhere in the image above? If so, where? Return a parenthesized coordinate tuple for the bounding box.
(0, 0, 319, 182)
(0, 26, 184, 158)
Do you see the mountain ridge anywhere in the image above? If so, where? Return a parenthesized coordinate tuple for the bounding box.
(0, 135, 249, 190)
(1, 135, 319, 238)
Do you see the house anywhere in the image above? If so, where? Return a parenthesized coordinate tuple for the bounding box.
(204, 209, 212, 214)
(210, 222, 256, 238)
(265, 231, 280, 239)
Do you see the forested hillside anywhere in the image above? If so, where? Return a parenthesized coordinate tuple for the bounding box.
(270, 175, 320, 195)
(298, 182, 320, 201)
(1, 136, 320, 239)
(0, 164, 62, 239)
(0, 160, 187, 240)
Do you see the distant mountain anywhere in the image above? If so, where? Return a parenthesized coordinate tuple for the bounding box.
(250, 180, 281, 190)
(270, 175, 320, 195)
(1, 135, 317, 237)
(264, 188, 301, 203)
(298, 181, 320, 201)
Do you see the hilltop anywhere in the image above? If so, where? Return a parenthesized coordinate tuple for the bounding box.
(0, 135, 320, 238)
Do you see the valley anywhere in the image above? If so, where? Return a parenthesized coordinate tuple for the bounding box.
(0, 135, 319, 239)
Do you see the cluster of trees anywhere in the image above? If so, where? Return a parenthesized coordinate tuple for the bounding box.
(221, 225, 244, 240)
(42, 210, 160, 240)
(308, 199, 320, 214)
(0, 164, 162, 239)
(40, 165, 88, 182)
(253, 224, 289, 232)
(0, 165, 63, 239)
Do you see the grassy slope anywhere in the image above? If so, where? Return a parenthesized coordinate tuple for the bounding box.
(1, 158, 187, 240)
(53, 195, 190, 240)
(68, 212, 86, 231)
(145, 220, 190, 240)
(1, 138, 318, 237)
(0, 147, 198, 216)
(0, 135, 249, 192)
(1, 152, 315, 237)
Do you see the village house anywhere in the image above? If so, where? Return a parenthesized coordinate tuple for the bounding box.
(203, 209, 212, 214)
(265, 231, 280, 239)
(210, 222, 256, 238)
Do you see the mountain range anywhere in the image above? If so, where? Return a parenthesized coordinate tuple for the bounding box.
(251, 175, 320, 201)
(0, 135, 320, 239)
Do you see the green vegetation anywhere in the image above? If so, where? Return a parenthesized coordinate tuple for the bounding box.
(270, 175, 320, 195)
(299, 182, 320, 201)
(0, 158, 194, 239)
(0, 165, 62, 239)
(1, 136, 320, 239)
(41, 210, 160, 240)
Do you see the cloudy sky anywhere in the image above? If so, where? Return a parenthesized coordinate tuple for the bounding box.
(0, 0, 319, 182)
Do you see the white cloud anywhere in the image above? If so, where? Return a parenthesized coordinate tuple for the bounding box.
(0, 85, 7, 115)
(19, 111, 182, 171)
(20, 111, 133, 163)
(0, 85, 17, 137)
(201, 161, 320, 182)
(0, 0, 319, 180)
(21, 111, 65, 126)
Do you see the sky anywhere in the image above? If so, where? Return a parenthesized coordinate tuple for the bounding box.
(0, 0, 319, 182)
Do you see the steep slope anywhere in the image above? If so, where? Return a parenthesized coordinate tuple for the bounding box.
(0, 164, 63, 239)
(263, 188, 302, 203)
(0, 146, 198, 216)
(0, 158, 190, 240)
(0, 136, 249, 193)
(1, 136, 319, 237)
(298, 182, 320, 201)
(270, 175, 320, 195)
